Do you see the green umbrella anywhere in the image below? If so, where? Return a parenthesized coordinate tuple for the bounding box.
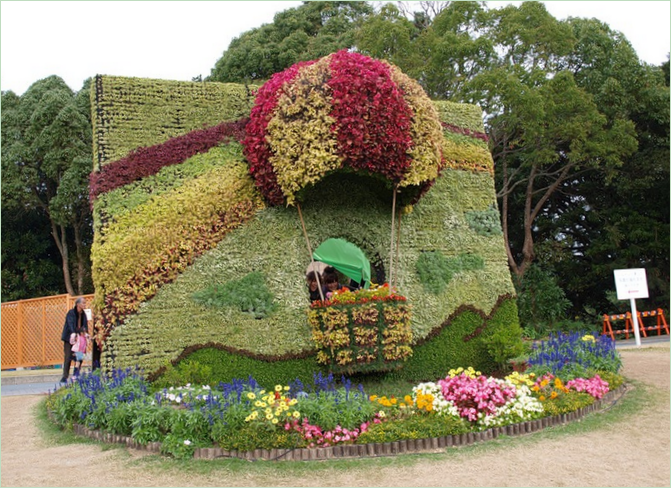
(313, 239, 371, 289)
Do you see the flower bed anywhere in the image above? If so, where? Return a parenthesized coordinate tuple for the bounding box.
(47, 333, 624, 460)
(308, 284, 413, 374)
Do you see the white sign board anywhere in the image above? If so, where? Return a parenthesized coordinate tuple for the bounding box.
(614, 268, 649, 300)
(84, 308, 93, 321)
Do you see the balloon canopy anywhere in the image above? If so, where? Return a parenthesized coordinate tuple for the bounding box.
(312, 239, 371, 289)
(243, 50, 444, 206)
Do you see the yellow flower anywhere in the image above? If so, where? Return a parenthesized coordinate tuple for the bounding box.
(550, 391, 558, 399)
(289, 399, 298, 406)
(292, 411, 301, 418)
(274, 385, 283, 392)
(247, 392, 256, 400)
(255, 401, 263, 407)
(539, 395, 546, 401)
(283, 385, 290, 391)
(266, 413, 273, 420)
(271, 418, 279, 424)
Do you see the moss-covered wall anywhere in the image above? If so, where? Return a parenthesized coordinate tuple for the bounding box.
(90, 75, 518, 381)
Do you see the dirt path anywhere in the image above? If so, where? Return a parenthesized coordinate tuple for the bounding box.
(2, 345, 669, 487)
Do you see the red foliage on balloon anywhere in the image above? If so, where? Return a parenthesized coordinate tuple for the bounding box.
(327, 51, 412, 182)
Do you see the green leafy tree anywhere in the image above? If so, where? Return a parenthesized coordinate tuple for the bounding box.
(519, 20, 669, 315)
(1, 207, 64, 301)
(208, 1, 373, 83)
(464, 3, 638, 279)
(1, 76, 93, 296)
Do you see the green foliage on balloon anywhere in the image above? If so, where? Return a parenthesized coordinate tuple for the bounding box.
(192, 272, 277, 319)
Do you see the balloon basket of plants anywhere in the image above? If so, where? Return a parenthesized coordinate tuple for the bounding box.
(308, 284, 413, 375)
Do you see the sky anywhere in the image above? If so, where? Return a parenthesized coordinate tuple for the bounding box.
(1, 1, 669, 96)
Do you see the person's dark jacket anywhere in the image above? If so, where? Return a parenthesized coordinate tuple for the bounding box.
(60, 306, 88, 342)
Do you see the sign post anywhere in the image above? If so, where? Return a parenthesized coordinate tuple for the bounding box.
(613, 268, 649, 347)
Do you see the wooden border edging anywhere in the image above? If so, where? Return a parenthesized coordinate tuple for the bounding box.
(64, 386, 625, 461)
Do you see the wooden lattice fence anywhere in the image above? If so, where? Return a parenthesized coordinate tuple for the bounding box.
(1, 294, 94, 370)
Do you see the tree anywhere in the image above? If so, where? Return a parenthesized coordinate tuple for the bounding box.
(517, 19, 670, 315)
(461, 3, 638, 279)
(1, 76, 93, 296)
(208, 1, 373, 83)
(1, 206, 64, 301)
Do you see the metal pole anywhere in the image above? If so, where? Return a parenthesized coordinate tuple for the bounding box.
(395, 209, 402, 292)
(630, 298, 642, 347)
(297, 203, 324, 301)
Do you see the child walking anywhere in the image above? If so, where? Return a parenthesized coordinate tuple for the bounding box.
(69, 331, 88, 378)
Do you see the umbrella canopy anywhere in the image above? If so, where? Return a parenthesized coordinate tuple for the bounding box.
(305, 261, 329, 276)
(312, 239, 371, 289)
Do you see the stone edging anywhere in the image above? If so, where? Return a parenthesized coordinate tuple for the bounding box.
(65, 386, 626, 462)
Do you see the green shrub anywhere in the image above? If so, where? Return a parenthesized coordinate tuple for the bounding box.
(483, 326, 525, 373)
(152, 360, 213, 390)
(130, 403, 173, 444)
(391, 298, 520, 381)
(212, 423, 304, 451)
(541, 391, 595, 416)
(294, 388, 377, 431)
(192, 271, 276, 319)
(356, 415, 470, 444)
(153, 347, 320, 388)
(596, 371, 625, 390)
(551, 319, 600, 336)
(515, 265, 571, 333)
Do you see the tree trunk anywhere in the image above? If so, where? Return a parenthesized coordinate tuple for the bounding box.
(50, 220, 75, 295)
(500, 157, 521, 277)
(73, 221, 85, 294)
(519, 165, 538, 277)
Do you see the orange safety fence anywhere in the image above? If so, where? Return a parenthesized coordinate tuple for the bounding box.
(1, 293, 94, 370)
(602, 308, 669, 341)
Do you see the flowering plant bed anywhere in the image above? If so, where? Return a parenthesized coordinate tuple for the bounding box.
(47, 332, 624, 460)
(308, 284, 413, 374)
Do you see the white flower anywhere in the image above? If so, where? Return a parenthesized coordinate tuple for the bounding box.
(184, 440, 191, 445)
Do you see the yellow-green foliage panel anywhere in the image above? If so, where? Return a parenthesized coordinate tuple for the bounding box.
(103, 170, 515, 375)
(92, 76, 257, 166)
